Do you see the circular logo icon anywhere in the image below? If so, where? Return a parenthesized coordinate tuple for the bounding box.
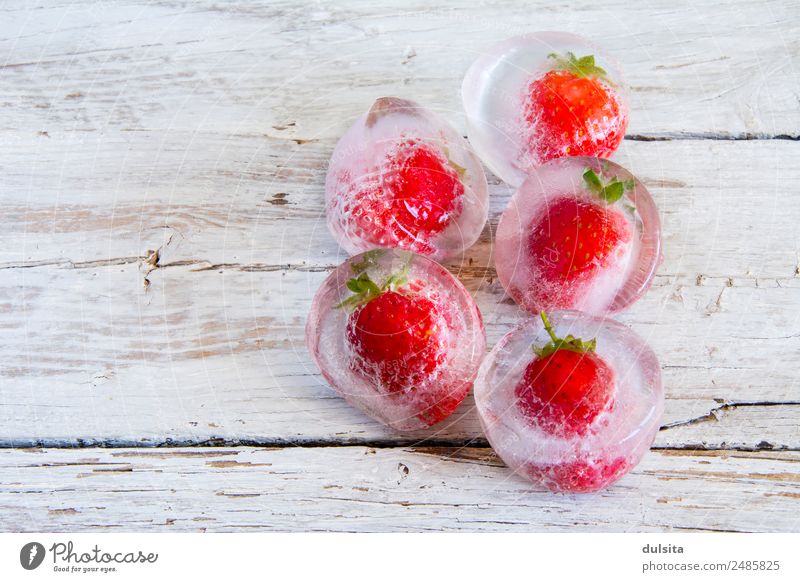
(20, 542, 46, 570)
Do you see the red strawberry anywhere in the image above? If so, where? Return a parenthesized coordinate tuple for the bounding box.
(353, 140, 464, 253)
(338, 259, 460, 426)
(515, 312, 614, 437)
(346, 289, 444, 394)
(389, 143, 464, 235)
(527, 457, 629, 493)
(415, 388, 465, 427)
(527, 168, 632, 307)
(524, 52, 626, 165)
(530, 197, 631, 281)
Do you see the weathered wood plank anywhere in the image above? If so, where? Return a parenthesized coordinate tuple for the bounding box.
(1, 0, 798, 140)
(2, 136, 800, 279)
(1, 260, 798, 447)
(2, 41, 799, 450)
(1, 447, 798, 532)
(2, 0, 798, 533)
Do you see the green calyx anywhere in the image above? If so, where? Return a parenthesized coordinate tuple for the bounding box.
(548, 51, 608, 80)
(533, 311, 597, 358)
(582, 168, 634, 204)
(336, 252, 411, 310)
(349, 249, 384, 276)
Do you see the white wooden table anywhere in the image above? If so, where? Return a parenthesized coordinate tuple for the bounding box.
(1, 0, 799, 532)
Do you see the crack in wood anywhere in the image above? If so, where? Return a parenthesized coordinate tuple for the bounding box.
(4, 411, 800, 454)
(0, 256, 145, 270)
(668, 525, 748, 533)
(5, 254, 800, 294)
(625, 132, 800, 141)
(659, 401, 800, 431)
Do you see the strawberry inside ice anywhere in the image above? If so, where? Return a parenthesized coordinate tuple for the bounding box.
(473, 308, 663, 493)
(346, 289, 465, 426)
(346, 290, 444, 393)
(527, 196, 632, 308)
(527, 457, 629, 493)
(515, 348, 615, 438)
(390, 144, 463, 235)
(353, 141, 464, 253)
(524, 65, 626, 166)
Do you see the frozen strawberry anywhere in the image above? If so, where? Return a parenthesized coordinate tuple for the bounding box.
(526, 168, 633, 308)
(515, 311, 614, 437)
(463, 33, 629, 186)
(351, 140, 465, 255)
(530, 198, 628, 280)
(346, 287, 445, 395)
(474, 310, 663, 493)
(308, 250, 486, 431)
(326, 97, 488, 260)
(524, 52, 627, 165)
(495, 160, 646, 315)
(414, 389, 465, 427)
(527, 457, 629, 493)
(343, 272, 464, 427)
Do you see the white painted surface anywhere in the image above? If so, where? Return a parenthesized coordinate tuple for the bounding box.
(2, 447, 799, 532)
(0, 0, 798, 531)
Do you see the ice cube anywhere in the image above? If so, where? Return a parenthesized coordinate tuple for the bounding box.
(325, 97, 489, 260)
(306, 249, 486, 431)
(474, 310, 663, 492)
(463, 32, 629, 187)
(495, 156, 661, 316)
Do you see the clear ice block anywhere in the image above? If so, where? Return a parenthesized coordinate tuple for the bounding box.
(495, 156, 661, 316)
(326, 97, 489, 260)
(462, 32, 629, 187)
(475, 310, 663, 493)
(306, 249, 486, 431)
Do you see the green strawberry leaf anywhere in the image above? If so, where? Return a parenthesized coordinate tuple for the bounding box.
(350, 249, 385, 275)
(533, 311, 598, 358)
(548, 51, 608, 81)
(337, 272, 382, 309)
(601, 180, 625, 203)
(583, 168, 603, 192)
(381, 261, 409, 292)
(582, 168, 633, 205)
(337, 254, 413, 310)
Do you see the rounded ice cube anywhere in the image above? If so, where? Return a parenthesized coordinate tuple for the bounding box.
(475, 310, 663, 493)
(463, 32, 629, 186)
(326, 97, 489, 260)
(306, 249, 486, 431)
(495, 156, 661, 316)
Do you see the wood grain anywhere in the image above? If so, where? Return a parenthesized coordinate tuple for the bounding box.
(1, 446, 798, 532)
(1, 138, 798, 447)
(1, 0, 799, 532)
(1, 0, 798, 139)
(2, 137, 800, 278)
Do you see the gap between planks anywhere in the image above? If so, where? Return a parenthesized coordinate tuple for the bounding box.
(3, 398, 798, 450)
(2, 436, 798, 452)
